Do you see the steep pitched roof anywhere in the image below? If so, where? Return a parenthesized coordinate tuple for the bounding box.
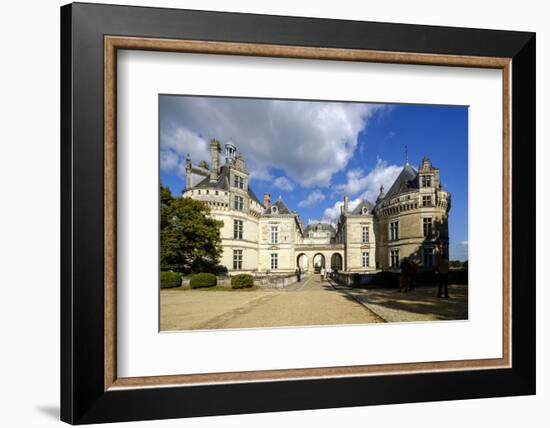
(383, 164, 419, 201)
(351, 199, 374, 215)
(194, 165, 230, 190)
(264, 197, 291, 215)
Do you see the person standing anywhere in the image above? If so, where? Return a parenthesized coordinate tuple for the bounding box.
(320, 266, 326, 281)
(399, 257, 411, 293)
(408, 259, 418, 291)
(295, 267, 301, 282)
(437, 255, 450, 298)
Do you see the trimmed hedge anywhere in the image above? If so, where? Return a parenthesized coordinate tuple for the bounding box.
(231, 274, 254, 289)
(160, 271, 182, 289)
(190, 273, 217, 289)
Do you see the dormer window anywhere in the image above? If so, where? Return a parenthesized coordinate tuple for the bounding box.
(271, 205, 278, 214)
(362, 207, 369, 215)
(421, 175, 432, 187)
(234, 175, 244, 189)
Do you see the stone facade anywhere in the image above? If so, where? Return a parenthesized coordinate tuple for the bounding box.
(372, 158, 450, 271)
(181, 140, 450, 275)
(335, 198, 377, 272)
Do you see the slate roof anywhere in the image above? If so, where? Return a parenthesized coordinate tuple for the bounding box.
(193, 165, 263, 206)
(351, 199, 375, 215)
(382, 164, 419, 201)
(264, 197, 291, 215)
(304, 222, 336, 237)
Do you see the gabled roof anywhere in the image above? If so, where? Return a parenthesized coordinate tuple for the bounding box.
(351, 199, 374, 215)
(264, 197, 292, 215)
(193, 165, 263, 206)
(382, 164, 419, 201)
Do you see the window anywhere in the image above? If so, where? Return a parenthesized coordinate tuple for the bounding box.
(233, 249, 243, 270)
(423, 217, 433, 237)
(362, 226, 369, 243)
(234, 175, 244, 189)
(389, 221, 399, 241)
(423, 248, 434, 267)
(271, 253, 278, 270)
(233, 219, 243, 240)
(215, 190, 218, 195)
(271, 226, 278, 244)
(422, 195, 432, 206)
(390, 249, 399, 268)
(421, 175, 432, 187)
(234, 195, 244, 210)
(362, 252, 370, 268)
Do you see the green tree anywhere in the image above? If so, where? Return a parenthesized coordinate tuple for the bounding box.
(160, 184, 223, 273)
(160, 184, 173, 206)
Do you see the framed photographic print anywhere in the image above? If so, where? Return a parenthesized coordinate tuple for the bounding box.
(61, 2, 536, 424)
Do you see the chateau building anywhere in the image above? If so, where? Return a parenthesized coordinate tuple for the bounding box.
(182, 140, 450, 275)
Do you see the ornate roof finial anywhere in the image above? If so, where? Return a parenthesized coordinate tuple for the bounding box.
(405, 145, 409, 165)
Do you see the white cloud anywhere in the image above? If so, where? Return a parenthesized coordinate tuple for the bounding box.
(335, 158, 402, 201)
(160, 150, 179, 171)
(160, 96, 385, 188)
(322, 198, 363, 222)
(298, 190, 326, 208)
(322, 200, 344, 221)
(161, 126, 209, 162)
(272, 176, 294, 192)
(321, 159, 402, 222)
(459, 240, 468, 246)
(160, 125, 210, 182)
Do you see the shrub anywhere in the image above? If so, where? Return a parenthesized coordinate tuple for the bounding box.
(191, 258, 228, 276)
(190, 273, 217, 289)
(372, 271, 399, 288)
(160, 271, 182, 289)
(231, 274, 255, 289)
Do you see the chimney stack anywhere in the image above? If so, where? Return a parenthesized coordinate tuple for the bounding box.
(264, 192, 271, 209)
(209, 139, 220, 182)
(343, 195, 349, 213)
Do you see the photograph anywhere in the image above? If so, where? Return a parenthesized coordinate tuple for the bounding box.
(159, 95, 468, 331)
(53, 1, 536, 424)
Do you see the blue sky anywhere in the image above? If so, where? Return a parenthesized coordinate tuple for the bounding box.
(160, 96, 468, 260)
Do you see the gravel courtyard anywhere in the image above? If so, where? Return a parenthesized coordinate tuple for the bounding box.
(160, 274, 468, 331)
(160, 274, 383, 331)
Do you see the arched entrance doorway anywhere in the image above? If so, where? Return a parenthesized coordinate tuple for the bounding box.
(330, 253, 343, 272)
(312, 253, 326, 273)
(296, 253, 309, 271)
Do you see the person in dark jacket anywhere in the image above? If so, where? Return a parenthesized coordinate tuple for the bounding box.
(398, 258, 411, 293)
(437, 256, 450, 298)
(295, 267, 301, 282)
(408, 259, 418, 291)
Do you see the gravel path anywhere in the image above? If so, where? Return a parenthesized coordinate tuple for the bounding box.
(160, 274, 383, 331)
